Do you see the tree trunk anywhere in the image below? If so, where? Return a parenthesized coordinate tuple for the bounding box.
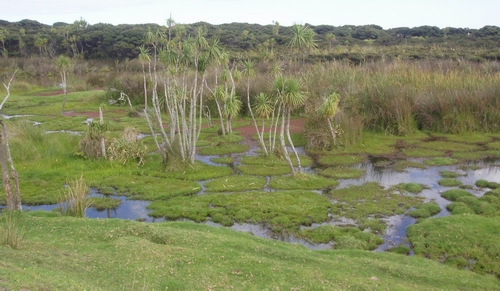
(286, 110, 302, 173)
(0, 122, 14, 210)
(99, 107, 106, 158)
(247, 80, 268, 155)
(327, 118, 337, 146)
(0, 69, 19, 110)
(1, 121, 21, 210)
(280, 108, 295, 175)
(60, 71, 67, 115)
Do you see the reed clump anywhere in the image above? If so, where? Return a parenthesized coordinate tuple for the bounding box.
(0, 211, 25, 249)
(58, 175, 92, 218)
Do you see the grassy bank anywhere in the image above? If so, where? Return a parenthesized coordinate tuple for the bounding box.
(1, 211, 499, 290)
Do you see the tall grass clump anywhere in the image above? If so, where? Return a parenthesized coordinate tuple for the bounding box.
(0, 211, 25, 249)
(58, 175, 92, 218)
(8, 120, 45, 162)
(303, 60, 500, 147)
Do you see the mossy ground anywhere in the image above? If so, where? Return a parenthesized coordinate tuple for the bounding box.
(328, 182, 424, 233)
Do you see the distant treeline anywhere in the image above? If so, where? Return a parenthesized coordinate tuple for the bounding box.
(0, 19, 499, 62)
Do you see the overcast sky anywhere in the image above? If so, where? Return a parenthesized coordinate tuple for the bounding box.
(3, 0, 499, 29)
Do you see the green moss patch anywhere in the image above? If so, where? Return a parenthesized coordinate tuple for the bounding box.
(452, 151, 489, 160)
(198, 143, 249, 155)
(486, 141, 500, 150)
(394, 183, 427, 194)
(204, 175, 266, 192)
(269, 173, 338, 190)
(92, 176, 201, 200)
(328, 182, 423, 233)
(475, 179, 500, 189)
(317, 154, 365, 166)
(418, 141, 481, 152)
(432, 133, 492, 144)
(392, 160, 426, 172)
(438, 178, 462, 187)
(148, 190, 332, 232)
(319, 167, 365, 179)
(237, 164, 291, 176)
(90, 197, 122, 211)
(441, 189, 474, 202)
(407, 203, 441, 218)
(408, 215, 500, 278)
(439, 171, 462, 178)
(401, 148, 445, 158)
(298, 226, 383, 250)
(424, 157, 459, 166)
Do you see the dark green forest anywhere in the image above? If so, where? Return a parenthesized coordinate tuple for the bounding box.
(0, 18, 499, 62)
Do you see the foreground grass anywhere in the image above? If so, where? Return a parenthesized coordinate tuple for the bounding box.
(1, 212, 499, 290)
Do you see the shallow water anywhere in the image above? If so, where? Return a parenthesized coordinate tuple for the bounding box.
(17, 134, 500, 251)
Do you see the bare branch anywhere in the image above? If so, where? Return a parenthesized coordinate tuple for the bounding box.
(0, 68, 19, 111)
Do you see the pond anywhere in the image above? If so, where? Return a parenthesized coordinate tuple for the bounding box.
(20, 146, 500, 252)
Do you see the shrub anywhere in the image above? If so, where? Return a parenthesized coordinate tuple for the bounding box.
(107, 127, 147, 165)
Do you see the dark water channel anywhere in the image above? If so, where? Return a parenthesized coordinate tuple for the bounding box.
(21, 146, 500, 252)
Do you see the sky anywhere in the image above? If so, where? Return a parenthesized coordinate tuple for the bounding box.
(2, 0, 499, 29)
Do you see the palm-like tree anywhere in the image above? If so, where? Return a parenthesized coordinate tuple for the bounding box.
(242, 59, 269, 154)
(326, 33, 336, 52)
(288, 24, 317, 63)
(317, 93, 341, 146)
(56, 55, 71, 115)
(274, 76, 306, 175)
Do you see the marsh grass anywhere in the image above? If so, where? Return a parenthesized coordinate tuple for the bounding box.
(209, 156, 234, 164)
(453, 150, 492, 160)
(319, 167, 365, 179)
(198, 143, 249, 155)
(424, 157, 459, 166)
(0, 211, 26, 249)
(407, 203, 441, 219)
(401, 148, 445, 158)
(408, 215, 500, 278)
(439, 171, 462, 178)
(317, 154, 365, 166)
(298, 225, 383, 250)
(394, 183, 427, 194)
(204, 175, 266, 192)
(237, 154, 311, 176)
(148, 190, 332, 231)
(90, 197, 122, 211)
(328, 182, 423, 233)
(438, 178, 462, 187)
(475, 179, 500, 189)
(58, 175, 92, 218)
(392, 160, 426, 172)
(269, 173, 339, 190)
(441, 189, 474, 202)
